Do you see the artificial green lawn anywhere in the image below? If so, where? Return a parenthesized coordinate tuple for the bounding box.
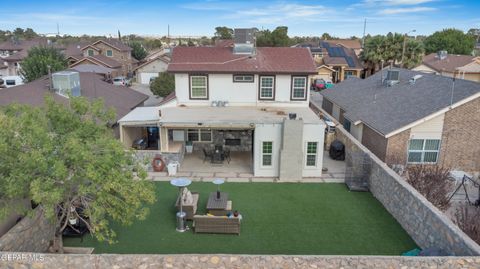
(63, 182, 417, 255)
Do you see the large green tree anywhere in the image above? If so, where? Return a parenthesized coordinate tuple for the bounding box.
(361, 33, 424, 74)
(214, 26, 233, 40)
(150, 72, 175, 97)
(20, 46, 68, 82)
(256, 26, 291, 47)
(129, 41, 148, 61)
(424, 28, 475, 55)
(0, 96, 156, 251)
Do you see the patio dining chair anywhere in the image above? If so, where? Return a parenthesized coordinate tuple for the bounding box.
(203, 148, 213, 163)
(223, 148, 231, 164)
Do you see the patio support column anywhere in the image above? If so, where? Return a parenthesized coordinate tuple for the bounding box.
(159, 126, 168, 151)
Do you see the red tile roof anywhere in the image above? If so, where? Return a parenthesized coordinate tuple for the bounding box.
(0, 72, 147, 121)
(168, 47, 317, 74)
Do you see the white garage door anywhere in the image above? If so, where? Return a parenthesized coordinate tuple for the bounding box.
(138, 72, 159, 84)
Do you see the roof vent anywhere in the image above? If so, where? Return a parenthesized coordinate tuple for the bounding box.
(437, 50, 448, 60)
(52, 71, 81, 97)
(384, 69, 400, 87)
(409, 74, 423, 84)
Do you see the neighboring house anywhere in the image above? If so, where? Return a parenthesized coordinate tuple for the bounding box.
(324, 39, 363, 56)
(118, 28, 326, 179)
(318, 69, 480, 172)
(68, 39, 137, 77)
(0, 71, 148, 136)
(134, 55, 170, 84)
(413, 51, 480, 82)
(296, 41, 363, 83)
(0, 37, 50, 76)
(145, 47, 171, 61)
(0, 58, 8, 77)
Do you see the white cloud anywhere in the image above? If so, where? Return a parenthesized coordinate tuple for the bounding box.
(379, 6, 436, 14)
(363, 0, 436, 6)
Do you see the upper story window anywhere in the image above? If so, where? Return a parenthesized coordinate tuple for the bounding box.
(407, 139, 441, 163)
(291, 76, 307, 100)
(259, 76, 275, 100)
(233, 74, 254, 83)
(190, 75, 208, 99)
(106, 50, 113, 57)
(87, 49, 94, 56)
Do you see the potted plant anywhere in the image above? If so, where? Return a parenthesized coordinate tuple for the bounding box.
(185, 141, 193, 153)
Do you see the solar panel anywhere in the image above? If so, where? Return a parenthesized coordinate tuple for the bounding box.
(345, 56, 355, 67)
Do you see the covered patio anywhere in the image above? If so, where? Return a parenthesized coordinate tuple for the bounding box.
(180, 150, 253, 174)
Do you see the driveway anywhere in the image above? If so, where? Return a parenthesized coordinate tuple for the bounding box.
(130, 83, 163, 107)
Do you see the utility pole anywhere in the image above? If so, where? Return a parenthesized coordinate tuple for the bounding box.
(400, 29, 415, 68)
(167, 24, 170, 47)
(56, 22, 60, 36)
(362, 19, 367, 49)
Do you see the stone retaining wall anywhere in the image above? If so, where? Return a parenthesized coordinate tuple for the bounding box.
(311, 101, 480, 255)
(0, 207, 54, 253)
(335, 121, 480, 256)
(0, 253, 479, 268)
(133, 149, 184, 172)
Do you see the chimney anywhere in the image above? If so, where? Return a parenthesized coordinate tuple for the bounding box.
(52, 71, 81, 97)
(233, 28, 256, 55)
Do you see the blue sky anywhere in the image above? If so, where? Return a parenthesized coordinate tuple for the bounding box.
(1, 0, 479, 38)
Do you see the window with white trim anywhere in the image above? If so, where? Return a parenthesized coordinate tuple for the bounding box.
(262, 141, 273, 166)
(87, 49, 94, 56)
(291, 76, 307, 100)
(259, 76, 274, 99)
(106, 50, 113, 57)
(233, 74, 254, 82)
(306, 142, 318, 167)
(190, 75, 208, 99)
(187, 129, 212, 142)
(407, 139, 441, 163)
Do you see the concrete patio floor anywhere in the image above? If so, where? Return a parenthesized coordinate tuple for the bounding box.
(148, 151, 346, 183)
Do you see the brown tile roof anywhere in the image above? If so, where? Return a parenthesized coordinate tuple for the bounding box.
(63, 41, 90, 59)
(0, 72, 148, 121)
(325, 39, 362, 50)
(0, 37, 49, 51)
(323, 56, 348, 65)
(91, 39, 132, 52)
(158, 91, 176, 106)
(134, 55, 170, 71)
(214, 39, 234, 47)
(422, 53, 477, 73)
(71, 55, 122, 69)
(168, 47, 317, 74)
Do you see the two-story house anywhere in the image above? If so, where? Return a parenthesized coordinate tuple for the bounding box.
(296, 41, 363, 83)
(68, 39, 137, 77)
(0, 37, 49, 77)
(118, 29, 325, 180)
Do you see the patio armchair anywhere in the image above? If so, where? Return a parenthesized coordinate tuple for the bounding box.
(175, 190, 199, 220)
(203, 148, 213, 163)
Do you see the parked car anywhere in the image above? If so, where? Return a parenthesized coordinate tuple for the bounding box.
(312, 79, 333, 91)
(112, 76, 132, 86)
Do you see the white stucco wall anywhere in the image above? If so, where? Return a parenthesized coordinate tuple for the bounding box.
(253, 123, 282, 177)
(302, 123, 325, 177)
(410, 113, 445, 140)
(174, 73, 310, 107)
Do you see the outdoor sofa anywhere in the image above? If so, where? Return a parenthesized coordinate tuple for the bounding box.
(193, 215, 241, 235)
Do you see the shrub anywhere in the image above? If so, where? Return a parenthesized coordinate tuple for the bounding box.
(150, 72, 175, 97)
(453, 203, 480, 244)
(406, 165, 453, 211)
